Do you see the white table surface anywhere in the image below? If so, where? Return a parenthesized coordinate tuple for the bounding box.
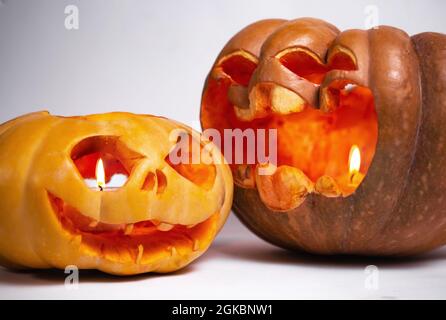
(0, 214, 445, 300)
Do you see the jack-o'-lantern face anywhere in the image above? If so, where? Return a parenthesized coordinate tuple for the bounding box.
(202, 17, 446, 256)
(202, 18, 378, 210)
(0, 111, 233, 275)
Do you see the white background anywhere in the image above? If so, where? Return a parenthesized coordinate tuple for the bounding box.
(0, 0, 446, 299)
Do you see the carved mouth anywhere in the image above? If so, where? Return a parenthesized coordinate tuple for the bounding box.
(48, 192, 219, 264)
(201, 47, 379, 212)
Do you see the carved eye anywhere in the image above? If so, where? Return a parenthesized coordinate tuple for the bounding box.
(166, 131, 216, 190)
(277, 46, 357, 84)
(218, 51, 258, 86)
(71, 136, 144, 188)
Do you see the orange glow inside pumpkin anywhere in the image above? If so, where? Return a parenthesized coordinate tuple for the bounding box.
(49, 193, 218, 264)
(201, 51, 378, 195)
(49, 135, 219, 263)
(71, 136, 135, 185)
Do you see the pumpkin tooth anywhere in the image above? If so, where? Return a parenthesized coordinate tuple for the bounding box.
(124, 224, 134, 235)
(270, 85, 305, 115)
(193, 240, 200, 252)
(315, 175, 342, 197)
(320, 82, 359, 113)
(157, 223, 174, 232)
(243, 83, 305, 121)
(228, 84, 249, 109)
(88, 220, 99, 228)
(136, 244, 144, 264)
(233, 164, 256, 188)
(256, 164, 314, 211)
(170, 246, 177, 257)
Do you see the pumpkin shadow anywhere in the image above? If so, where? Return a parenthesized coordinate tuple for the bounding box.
(209, 239, 446, 269)
(0, 264, 196, 286)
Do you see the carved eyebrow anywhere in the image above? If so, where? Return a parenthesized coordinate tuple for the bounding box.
(217, 49, 259, 66)
(275, 46, 324, 63)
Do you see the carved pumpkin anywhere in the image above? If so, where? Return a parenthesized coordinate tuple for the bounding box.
(201, 18, 446, 255)
(0, 111, 232, 275)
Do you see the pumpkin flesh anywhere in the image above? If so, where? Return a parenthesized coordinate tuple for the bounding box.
(202, 50, 378, 196)
(49, 192, 218, 265)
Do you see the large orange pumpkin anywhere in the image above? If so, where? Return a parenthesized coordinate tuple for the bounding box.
(0, 111, 232, 275)
(201, 18, 446, 255)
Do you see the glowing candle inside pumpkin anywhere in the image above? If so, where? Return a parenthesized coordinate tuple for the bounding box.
(96, 158, 106, 191)
(83, 157, 128, 190)
(348, 145, 363, 187)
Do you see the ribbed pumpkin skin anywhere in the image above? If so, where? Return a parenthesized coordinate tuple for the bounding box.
(201, 18, 446, 256)
(0, 111, 233, 275)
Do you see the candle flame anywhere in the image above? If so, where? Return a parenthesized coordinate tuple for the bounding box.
(96, 158, 105, 190)
(348, 145, 361, 175)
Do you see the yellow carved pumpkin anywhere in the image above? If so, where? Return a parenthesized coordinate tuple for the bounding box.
(0, 111, 232, 275)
